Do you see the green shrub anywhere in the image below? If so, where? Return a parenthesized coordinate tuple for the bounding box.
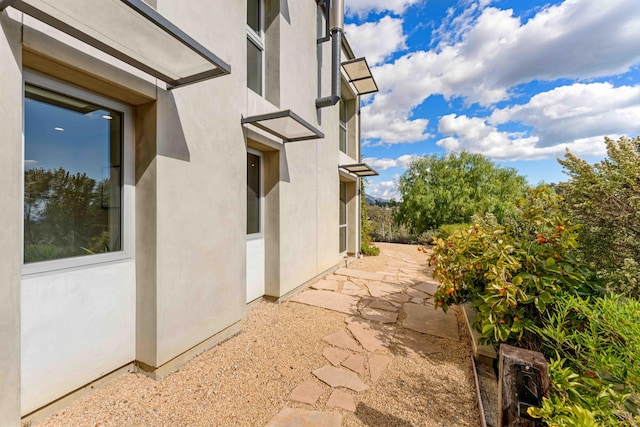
(361, 243, 380, 256)
(559, 136, 640, 298)
(430, 186, 596, 345)
(437, 223, 470, 239)
(529, 294, 640, 426)
(417, 229, 439, 245)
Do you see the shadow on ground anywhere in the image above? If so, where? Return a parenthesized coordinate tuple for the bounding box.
(355, 402, 414, 427)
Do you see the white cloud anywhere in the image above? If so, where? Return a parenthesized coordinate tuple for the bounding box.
(362, 154, 416, 170)
(361, 107, 430, 144)
(364, 178, 401, 200)
(345, 0, 422, 18)
(437, 113, 610, 161)
(489, 82, 640, 147)
(366, 0, 640, 123)
(345, 16, 407, 65)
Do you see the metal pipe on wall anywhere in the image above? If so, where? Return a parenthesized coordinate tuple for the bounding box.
(316, 0, 344, 108)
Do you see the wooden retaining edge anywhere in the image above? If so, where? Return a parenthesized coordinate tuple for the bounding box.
(471, 355, 489, 427)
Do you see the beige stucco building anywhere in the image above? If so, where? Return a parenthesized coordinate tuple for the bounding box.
(0, 0, 378, 424)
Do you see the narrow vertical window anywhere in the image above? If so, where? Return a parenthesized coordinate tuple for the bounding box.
(247, 153, 261, 234)
(23, 84, 123, 263)
(247, 0, 264, 95)
(339, 181, 347, 253)
(339, 97, 347, 153)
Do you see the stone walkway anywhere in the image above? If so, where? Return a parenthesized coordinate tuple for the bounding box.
(266, 251, 460, 426)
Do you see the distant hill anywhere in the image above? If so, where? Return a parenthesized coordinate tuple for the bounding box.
(365, 194, 391, 206)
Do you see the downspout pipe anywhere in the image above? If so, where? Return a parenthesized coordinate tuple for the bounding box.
(316, 0, 344, 109)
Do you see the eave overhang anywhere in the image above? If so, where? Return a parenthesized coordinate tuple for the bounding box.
(0, 0, 231, 88)
(341, 57, 378, 95)
(241, 110, 324, 143)
(339, 163, 379, 177)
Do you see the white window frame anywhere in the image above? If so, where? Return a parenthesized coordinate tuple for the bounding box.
(21, 70, 135, 276)
(339, 97, 348, 154)
(247, 148, 264, 240)
(339, 181, 347, 254)
(247, 0, 265, 96)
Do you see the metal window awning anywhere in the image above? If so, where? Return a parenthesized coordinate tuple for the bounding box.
(340, 163, 379, 177)
(241, 110, 324, 142)
(342, 57, 378, 95)
(0, 0, 231, 88)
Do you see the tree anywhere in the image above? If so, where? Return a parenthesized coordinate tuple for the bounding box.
(360, 180, 379, 255)
(559, 136, 640, 296)
(395, 151, 527, 234)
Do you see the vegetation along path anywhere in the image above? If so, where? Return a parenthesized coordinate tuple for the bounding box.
(39, 243, 479, 427)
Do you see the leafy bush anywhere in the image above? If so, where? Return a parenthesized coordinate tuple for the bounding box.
(430, 186, 596, 344)
(361, 243, 380, 256)
(437, 223, 470, 239)
(559, 136, 640, 297)
(529, 294, 640, 426)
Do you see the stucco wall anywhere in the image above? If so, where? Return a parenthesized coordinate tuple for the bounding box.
(0, 10, 23, 427)
(21, 262, 136, 415)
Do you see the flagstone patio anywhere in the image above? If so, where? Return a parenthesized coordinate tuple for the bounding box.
(272, 244, 467, 425)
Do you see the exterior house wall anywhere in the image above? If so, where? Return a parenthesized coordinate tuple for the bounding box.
(0, 11, 23, 426)
(0, 1, 369, 424)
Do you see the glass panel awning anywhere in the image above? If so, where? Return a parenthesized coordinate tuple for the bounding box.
(342, 57, 378, 96)
(339, 163, 379, 177)
(0, 0, 231, 88)
(242, 110, 324, 142)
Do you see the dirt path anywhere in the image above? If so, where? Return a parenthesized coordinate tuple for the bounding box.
(37, 243, 479, 427)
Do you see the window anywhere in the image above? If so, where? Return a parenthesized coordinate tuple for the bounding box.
(247, 0, 264, 95)
(339, 181, 347, 253)
(23, 83, 124, 264)
(339, 97, 347, 153)
(247, 152, 261, 235)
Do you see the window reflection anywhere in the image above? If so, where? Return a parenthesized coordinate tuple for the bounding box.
(24, 84, 122, 263)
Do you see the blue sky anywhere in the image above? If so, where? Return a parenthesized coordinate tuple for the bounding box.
(344, 0, 640, 200)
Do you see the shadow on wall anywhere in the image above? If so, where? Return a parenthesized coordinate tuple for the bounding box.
(1, 12, 21, 69)
(157, 90, 190, 162)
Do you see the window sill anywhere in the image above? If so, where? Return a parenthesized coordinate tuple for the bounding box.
(21, 252, 134, 277)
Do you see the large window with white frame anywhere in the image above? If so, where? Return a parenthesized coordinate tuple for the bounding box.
(247, 0, 264, 95)
(23, 72, 133, 270)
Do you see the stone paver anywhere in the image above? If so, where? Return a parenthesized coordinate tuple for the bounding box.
(326, 390, 356, 412)
(368, 354, 391, 383)
(323, 347, 351, 366)
(413, 280, 439, 295)
(290, 290, 359, 315)
(360, 307, 398, 323)
(312, 365, 369, 392)
(334, 268, 385, 282)
(341, 281, 370, 297)
(410, 297, 424, 304)
(402, 303, 460, 340)
(365, 281, 402, 298)
(288, 380, 326, 405)
(266, 407, 342, 427)
(368, 300, 399, 312)
(322, 330, 364, 353)
(406, 288, 429, 299)
(341, 353, 366, 376)
(402, 330, 443, 356)
(386, 293, 411, 304)
(346, 317, 395, 352)
(310, 279, 340, 292)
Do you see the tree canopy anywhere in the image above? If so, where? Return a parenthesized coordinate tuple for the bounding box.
(395, 151, 527, 233)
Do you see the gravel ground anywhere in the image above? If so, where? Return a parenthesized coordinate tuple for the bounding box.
(36, 243, 480, 427)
